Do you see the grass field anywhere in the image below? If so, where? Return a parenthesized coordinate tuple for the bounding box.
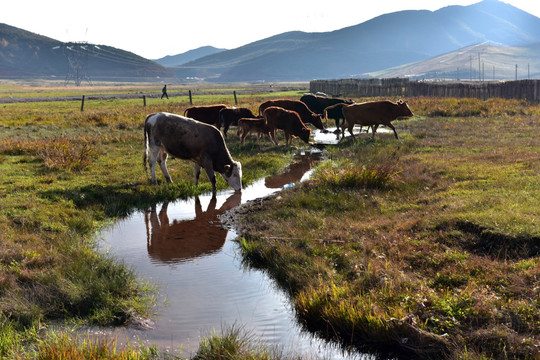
(0, 85, 539, 359)
(237, 97, 540, 359)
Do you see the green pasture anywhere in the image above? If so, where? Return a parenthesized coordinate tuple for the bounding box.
(0, 85, 538, 359)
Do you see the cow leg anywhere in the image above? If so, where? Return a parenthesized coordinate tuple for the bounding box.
(285, 131, 291, 146)
(203, 161, 217, 193)
(272, 130, 280, 145)
(197, 156, 217, 193)
(157, 150, 172, 183)
(348, 124, 356, 139)
(194, 164, 202, 186)
(241, 130, 249, 144)
(147, 145, 162, 184)
(237, 127, 243, 142)
(387, 123, 399, 139)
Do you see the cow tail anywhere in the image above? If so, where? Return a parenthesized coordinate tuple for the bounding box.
(143, 115, 150, 175)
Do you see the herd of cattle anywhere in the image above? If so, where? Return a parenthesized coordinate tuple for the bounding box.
(143, 93, 414, 192)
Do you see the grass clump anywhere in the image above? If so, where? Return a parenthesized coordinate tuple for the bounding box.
(314, 160, 398, 189)
(193, 326, 295, 360)
(35, 332, 161, 360)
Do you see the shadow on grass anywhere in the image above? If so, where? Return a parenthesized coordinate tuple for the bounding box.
(455, 220, 540, 260)
(40, 181, 203, 218)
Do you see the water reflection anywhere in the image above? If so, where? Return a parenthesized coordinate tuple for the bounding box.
(265, 151, 321, 189)
(95, 149, 363, 359)
(145, 193, 241, 263)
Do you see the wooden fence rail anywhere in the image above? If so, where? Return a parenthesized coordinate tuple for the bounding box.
(310, 78, 540, 102)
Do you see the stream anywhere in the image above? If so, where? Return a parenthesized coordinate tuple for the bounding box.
(94, 130, 370, 359)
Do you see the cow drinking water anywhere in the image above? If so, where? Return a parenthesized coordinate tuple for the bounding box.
(143, 112, 242, 192)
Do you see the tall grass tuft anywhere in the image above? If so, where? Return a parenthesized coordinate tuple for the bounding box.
(37, 137, 98, 172)
(0, 137, 98, 172)
(36, 332, 160, 360)
(192, 325, 292, 360)
(313, 160, 398, 189)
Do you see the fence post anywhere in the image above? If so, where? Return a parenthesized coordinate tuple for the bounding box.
(233, 91, 238, 105)
(143, 95, 146, 107)
(80, 95, 85, 112)
(189, 90, 193, 105)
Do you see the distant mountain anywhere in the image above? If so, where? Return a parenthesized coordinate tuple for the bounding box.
(3, 0, 540, 83)
(170, 0, 540, 82)
(0, 23, 176, 81)
(154, 46, 226, 67)
(369, 42, 540, 80)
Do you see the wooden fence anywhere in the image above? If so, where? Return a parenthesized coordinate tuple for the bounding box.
(310, 78, 540, 102)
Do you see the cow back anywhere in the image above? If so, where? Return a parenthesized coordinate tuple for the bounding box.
(184, 104, 227, 126)
(300, 94, 352, 115)
(259, 99, 323, 129)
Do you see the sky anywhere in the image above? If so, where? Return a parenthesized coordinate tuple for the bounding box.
(3, 0, 540, 60)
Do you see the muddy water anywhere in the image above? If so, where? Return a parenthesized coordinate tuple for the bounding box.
(97, 150, 364, 359)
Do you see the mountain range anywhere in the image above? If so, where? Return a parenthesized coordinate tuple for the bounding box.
(0, 23, 175, 81)
(2, 0, 540, 83)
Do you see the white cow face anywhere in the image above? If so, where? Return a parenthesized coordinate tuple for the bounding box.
(223, 162, 242, 192)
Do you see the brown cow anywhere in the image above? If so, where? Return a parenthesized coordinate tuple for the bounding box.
(341, 99, 413, 139)
(259, 99, 324, 130)
(144, 112, 242, 192)
(184, 104, 227, 126)
(263, 106, 311, 146)
(218, 107, 256, 138)
(236, 117, 272, 144)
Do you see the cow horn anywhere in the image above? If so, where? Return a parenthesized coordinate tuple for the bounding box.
(398, 99, 404, 104)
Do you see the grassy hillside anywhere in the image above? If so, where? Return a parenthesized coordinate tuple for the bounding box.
(371, 42, 540, 80)
(0, 23, 175, 81)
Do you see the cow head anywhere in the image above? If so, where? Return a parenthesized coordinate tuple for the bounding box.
(397, 99, 414, 117)
(222, 161, 242, 192)
(311, 114, 325, 130)
(300, 127, 312, 144)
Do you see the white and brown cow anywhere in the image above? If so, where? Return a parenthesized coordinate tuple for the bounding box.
(143, 112, 242, 192)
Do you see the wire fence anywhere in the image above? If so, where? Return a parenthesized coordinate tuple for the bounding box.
(310, 78, 540, 102)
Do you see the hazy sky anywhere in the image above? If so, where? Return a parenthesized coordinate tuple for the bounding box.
(3, 0, 540, 59)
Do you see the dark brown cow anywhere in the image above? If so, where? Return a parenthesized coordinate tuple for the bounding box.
(263, 106, 311, 146)
(184, 104, 227, 126)
(323, 103, 348, 129)
(341, 99, 413, 139)
(300, 93, 354, 116)
(259, 99, 324, 130)
(236, 117, 272, 144)
(144, 112, 242, 192)
(218, 107, 256, 138)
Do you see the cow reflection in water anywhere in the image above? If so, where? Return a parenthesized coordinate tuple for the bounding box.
(145, 193, 241, 263)
(264, 152, 321, 189)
